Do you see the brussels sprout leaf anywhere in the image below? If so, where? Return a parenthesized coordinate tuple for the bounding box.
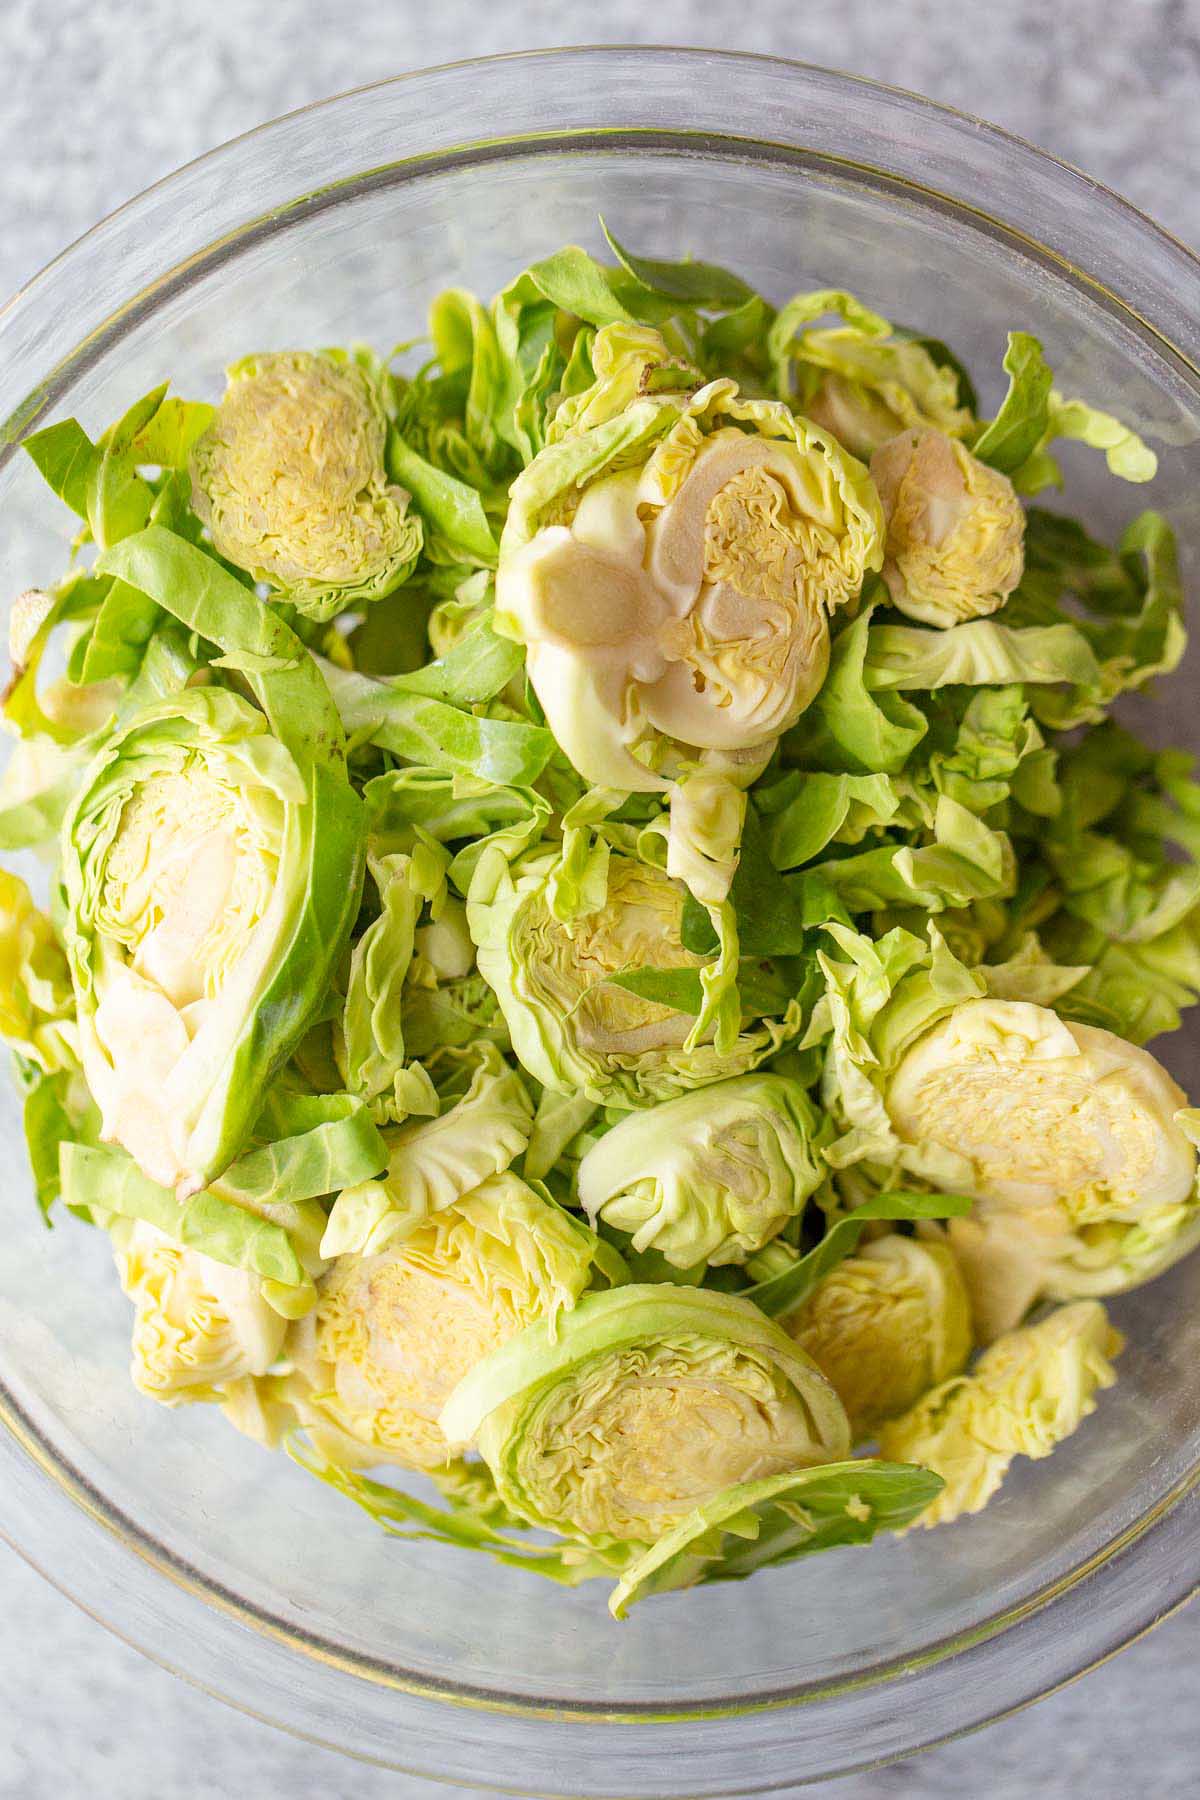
(744, 1189, 973, 1320)
(610, 1460, 945, 1616)
(600, 221, 756, 308)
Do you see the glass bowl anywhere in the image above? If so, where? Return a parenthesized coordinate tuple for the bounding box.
(2, 48, 1200, 1799)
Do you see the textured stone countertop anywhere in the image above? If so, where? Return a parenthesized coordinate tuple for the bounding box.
(1, 2, 1198, 1796)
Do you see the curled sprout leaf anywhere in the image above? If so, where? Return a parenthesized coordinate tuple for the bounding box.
(321, 1042, 535, 1256)
(577, 1072, 826, 1269)
(769, 287, 974, 460)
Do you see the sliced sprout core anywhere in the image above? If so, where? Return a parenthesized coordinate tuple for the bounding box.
(496, 330, 883, 799)
(470, 847, 799, 1107)
(887, 1000, 1195, 1218)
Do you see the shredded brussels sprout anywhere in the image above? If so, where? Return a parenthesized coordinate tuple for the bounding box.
(3, 235, 1185, 1615)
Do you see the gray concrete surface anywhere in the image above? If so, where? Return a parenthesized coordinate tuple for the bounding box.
(1, 1, 1198, 1796)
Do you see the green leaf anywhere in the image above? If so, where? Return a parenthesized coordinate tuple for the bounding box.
(78, 579, 162, 683)
(607, 967, 706, 1015)
(760, 771, 903, 871)
(892, 326, 979, 412)
(60, 1142, 310, 1293)
(86, 385, 174, 548)
(11, 1057, 99, 1223)
(682, 803, 850, 957)
(325, 663, 555, 786)
(1031, 393, 1157, 488)
(744, 1189, 973, 1319)
(808, 796, 1012, 915)
(337, 851, 429, 1117)
(972, 331, 1054, 473)
(610, 1460, 945, 1616)
(22, 418, 96, 517)
(214, 1100, 388, 1209)
(95, 526, 349, 771)
(698, 295, 776, 378)
(600, 221, 755, 308)
(767, 288, 892, 369)
(0, 777, 82, 852)
(787, 608, 928, 776)
(287, 1435, 610, 1587)
(520, 246, 645, 326)
(127, 394, 215, 467)
(390, 616, 523, 705)
(862, 620, 1102, 693)
(386, 433, 499, 564)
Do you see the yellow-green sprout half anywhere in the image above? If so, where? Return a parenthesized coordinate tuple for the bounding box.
(879, 1300, 1122, 1528)
(885, 998, 1198, 1338)
(61, 687, 358, 1195)
(870, 429, 1025, 627)
(496, 326, 883, 794)
(440, 1285, 850, 1556)
(577, 1072, 826, 1268)
(469, 847, 800, 1108)
(783, 1234, 972, 1437)
(114, 1220, 286, 1405)
(0, 869, 78, 1074)
(283, 1173, 602, 1472)
(190, 351, 421, 620)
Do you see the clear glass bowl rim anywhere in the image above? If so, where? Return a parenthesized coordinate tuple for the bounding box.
(2, 45, 1200, 1796)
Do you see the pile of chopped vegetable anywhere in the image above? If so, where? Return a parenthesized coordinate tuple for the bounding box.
(4, 228, 1197, 1617)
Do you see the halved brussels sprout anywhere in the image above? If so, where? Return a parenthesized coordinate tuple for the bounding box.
(576, 1072, 826, 1268)
(284, 1173, 603, 1472)
(783, 1234, 972, 1437)
(469, 847, 799, 1107)
(440, 1284, 850, 1553)
(113, 1219, 286, 1405)
(61, 684, 362, 1196)
(0, 869, 78, 1074)
(496, 326, 883, 793)
(885, 998, 1198, 1336)
(871, 429, 1025, 627)
(878, 1300, 1122, 1527)
(190, 351, 421, 619)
